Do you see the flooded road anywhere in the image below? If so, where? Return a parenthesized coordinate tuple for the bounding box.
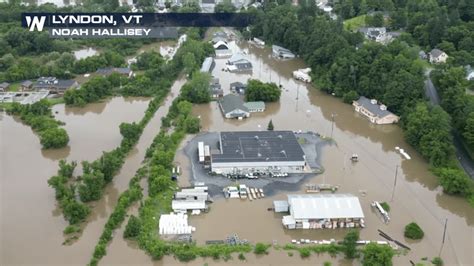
(1, 78, 184, 265)
(2, 36, 474, 265)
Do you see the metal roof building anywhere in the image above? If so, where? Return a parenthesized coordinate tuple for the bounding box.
(288, 194, 364, 220)
(200, 57, 215, 73)
(211, 131, 307, 175)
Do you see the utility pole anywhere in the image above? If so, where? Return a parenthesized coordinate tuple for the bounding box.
(390, 165, 399, 202)
(439, 218, 448, 257)
(330, 113, 336, 139)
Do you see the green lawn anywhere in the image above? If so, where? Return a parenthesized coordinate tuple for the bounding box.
(8, 82, 20, 92)
(344, 15, 367, 32)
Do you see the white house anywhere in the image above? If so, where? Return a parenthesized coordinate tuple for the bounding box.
(353, 96, 399, 125)
(429, 49, 449, 64)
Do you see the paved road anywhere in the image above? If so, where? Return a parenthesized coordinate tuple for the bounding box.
(424, 71, 474, 178)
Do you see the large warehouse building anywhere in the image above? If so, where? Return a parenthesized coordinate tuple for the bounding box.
(278, 194, 365, 229)
(211, 131, 307, 175)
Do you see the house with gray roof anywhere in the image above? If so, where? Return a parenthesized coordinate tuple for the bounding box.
(20, 80, 33, 91)
(226, 54, 252, 72)
(429, 49, 448, 64)
(211, 130, 307, 175)
(219, 94, 250, 119)
(0, 82, 10, 92)
(33, 77, 78, 94)
(353, 96, 399, 124)
(358, 27, 394, 44)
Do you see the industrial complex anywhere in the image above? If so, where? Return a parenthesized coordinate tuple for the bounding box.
(201, 131, 308, 176)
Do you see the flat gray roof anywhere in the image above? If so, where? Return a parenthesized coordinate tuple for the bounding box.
(288, 194, 364, 220)
(212, 131, 305, 163)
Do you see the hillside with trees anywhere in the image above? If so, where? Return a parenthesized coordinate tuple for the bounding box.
(243, 1, 474, 205)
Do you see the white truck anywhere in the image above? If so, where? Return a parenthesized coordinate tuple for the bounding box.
(293, 68, 312, 83)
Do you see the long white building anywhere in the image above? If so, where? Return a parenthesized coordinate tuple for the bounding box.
(280, 194, 365, 230)
(211, 131, 307, 175)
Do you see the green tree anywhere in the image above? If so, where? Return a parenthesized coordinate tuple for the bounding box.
(181, 72, 211, 103)
(246, 79, 281, 102)
(39, 128, 69, 149)
(124, 215, 141, 238)
(362, 243, 394, 266)
(342, 229, 359, 259)
(184, 116, 200, 133)
(183, 52, 197, 74)
(463, 112, 474, 146)
(434, 167, 472, 196)
(267, 120, 274, 131)
(119, 122, 142, 142)
(404, 222, 424, 240)
(78, 171, 105, 202)
(254, 243, 270, 254)
(61, 198, 90, 224)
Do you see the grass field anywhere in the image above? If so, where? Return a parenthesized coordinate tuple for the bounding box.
(344, 15, 367, 32)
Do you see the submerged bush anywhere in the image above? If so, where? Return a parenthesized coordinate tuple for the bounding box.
(404, 222, 424, 240)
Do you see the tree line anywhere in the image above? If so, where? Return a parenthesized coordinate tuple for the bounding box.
(7, 99, 69, 149)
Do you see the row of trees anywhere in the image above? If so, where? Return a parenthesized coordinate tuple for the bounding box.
(7, 100, 69, 149)
(64, 75, 119, 106)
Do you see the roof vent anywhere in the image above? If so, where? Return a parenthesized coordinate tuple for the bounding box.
(380, 104, 387, 111)
(254, 136, 259, 140)
(370, 99, 377, 104)
(257, 153, 262, 157)
(280, 150, 286, 155)
(278, 135, 283, 139)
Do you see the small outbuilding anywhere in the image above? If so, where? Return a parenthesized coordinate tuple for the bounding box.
(273, 200, 289, 213)
(0, 82, 10, 92)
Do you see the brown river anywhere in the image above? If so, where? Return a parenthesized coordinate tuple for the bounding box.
(2, 38, 474, 266)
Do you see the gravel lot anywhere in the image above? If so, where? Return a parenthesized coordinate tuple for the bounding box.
(182, 131, 330, 198)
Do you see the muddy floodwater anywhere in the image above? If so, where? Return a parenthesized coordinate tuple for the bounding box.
(0, 83, 184, 265)
(2, 37, 474, 266)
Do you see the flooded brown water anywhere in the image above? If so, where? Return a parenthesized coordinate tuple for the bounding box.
(0, 79, 184, 265)
(2, 36, 474, 266)
(101, 39, 473, 266)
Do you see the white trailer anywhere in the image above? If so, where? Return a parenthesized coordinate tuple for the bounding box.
(253, 37, 265, 46)
(198, 142, 205, 163)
